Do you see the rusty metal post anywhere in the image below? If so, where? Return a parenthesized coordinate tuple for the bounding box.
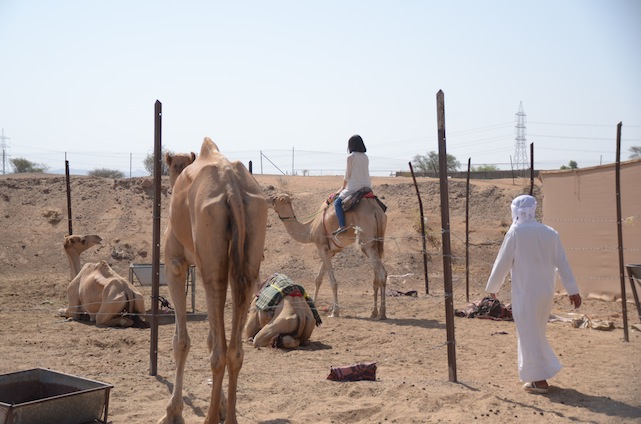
(615, 122, 629, 342)
(465, 158, 471, 303)
(529, 143, 534, 195)
(409, 162, 429, 294)
(150, 100, 162, 375)
(436, 90, 457, 382)
(65, 160, 73, 235)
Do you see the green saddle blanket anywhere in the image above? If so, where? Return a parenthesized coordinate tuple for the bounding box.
(255, 273, 322, 326)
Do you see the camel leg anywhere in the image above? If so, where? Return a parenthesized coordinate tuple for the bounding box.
(317, 247, 340, 317)
(244, 299, 262, 341)
(252, 302, 299, 347)
(59, 278, 84, 320)
(95, 295, 133, 327)
(158, 256, 190, 424)
(313, 262, 324, 301)
(362, 246, 388, 320)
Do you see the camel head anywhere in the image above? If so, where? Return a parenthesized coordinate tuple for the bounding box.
(64, 234, 103, 280)
(165, 151, 196, 188)
(64, 234, 103, 253)
(267, 193, 295, 219)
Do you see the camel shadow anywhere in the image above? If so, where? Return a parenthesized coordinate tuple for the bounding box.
(340, 315, 446, 330)
(294, 340, 332, 351)
(155, 375, 207, 418)
(547, 387, 641, 421)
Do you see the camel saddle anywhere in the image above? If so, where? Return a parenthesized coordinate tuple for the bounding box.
(327, 187, 387, 212)
(254, 273, 323, 326)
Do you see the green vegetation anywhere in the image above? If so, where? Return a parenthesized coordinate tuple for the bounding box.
(10, 157, 49, 173)
(88, 168, 125, 178)
(412, 151, 460, 173)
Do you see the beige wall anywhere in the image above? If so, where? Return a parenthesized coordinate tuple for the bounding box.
(540, 160, 641, 301)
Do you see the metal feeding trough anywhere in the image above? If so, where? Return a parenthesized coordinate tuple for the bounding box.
(0, 368, 113, 424)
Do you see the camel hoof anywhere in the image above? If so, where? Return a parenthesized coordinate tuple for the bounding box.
(370, 310, 387, 320)
(157, 415, 184, 424)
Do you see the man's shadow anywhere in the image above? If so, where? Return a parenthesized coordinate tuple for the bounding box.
(548, 387, 641, 420)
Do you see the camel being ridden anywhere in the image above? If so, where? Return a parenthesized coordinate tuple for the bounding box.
(159, 137, 268, 424)
(244, 273, 322, 349)
(269, 192, 387, 319)
(59, 234, 147, 327)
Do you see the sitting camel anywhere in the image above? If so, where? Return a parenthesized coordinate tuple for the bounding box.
(159, 137, 268, 424)
(245, 273, 322, 349)
(165, 151, 196, 187)
(269, 192, 388, 319)
(59, 234, 147, 327)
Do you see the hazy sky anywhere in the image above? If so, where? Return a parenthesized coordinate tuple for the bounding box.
(1, 0, 640, 176)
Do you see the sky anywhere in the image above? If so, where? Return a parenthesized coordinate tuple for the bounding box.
(1, 0, 640, 176)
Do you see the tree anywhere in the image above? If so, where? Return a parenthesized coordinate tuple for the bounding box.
(88, 168, 125, 178)
(412, 151, 460, 173)
(143, 150, 170, 176)
(629, 146, 641, 159)
(10, 157, 49, 173)
(560, 160, 578, 170)
(471, 164, 499, 172)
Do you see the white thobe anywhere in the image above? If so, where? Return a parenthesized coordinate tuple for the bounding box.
(485, 221, 579, 382)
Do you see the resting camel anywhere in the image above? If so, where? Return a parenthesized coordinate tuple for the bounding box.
(59, 234, 147, 327)
(244, 273, 322, 349)
(159, 137, 267, 424)
(165, 151, 196, 188)
(269, 192, 388, 319)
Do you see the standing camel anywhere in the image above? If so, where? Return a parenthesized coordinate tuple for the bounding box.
(159, 137, 268, 424)
(269, 192, 387, 319)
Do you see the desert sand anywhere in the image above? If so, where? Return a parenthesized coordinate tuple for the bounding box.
(0, 172, 639, 423)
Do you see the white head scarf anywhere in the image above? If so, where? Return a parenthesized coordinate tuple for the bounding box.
(511, 194, 537, 225)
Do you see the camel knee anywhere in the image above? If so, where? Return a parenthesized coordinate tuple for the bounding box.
(167, 257, 187, 280)
(209, 349, 227, 376)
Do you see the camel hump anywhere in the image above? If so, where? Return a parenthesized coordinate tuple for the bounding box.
(199, 137, 221, 159)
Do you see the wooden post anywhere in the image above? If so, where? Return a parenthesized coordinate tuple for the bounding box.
(65, 160, 73, 235)
(409, 162, 429, 294)
(436, 90, 457, 382)
(615, 122, 629, 342)
(465, 158, 471, 303)
(150, 100, 162, 375)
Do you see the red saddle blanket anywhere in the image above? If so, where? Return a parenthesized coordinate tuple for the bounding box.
(326, 188, 387, 212)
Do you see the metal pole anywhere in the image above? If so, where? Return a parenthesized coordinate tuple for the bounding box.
(65, 160, 73, 235)
(436, 90, 457, 382)
(409, 162, 429, 294)
(150, 100, 162, 375)
(615, 122, 629, 342)
(465, 158, 471, 303)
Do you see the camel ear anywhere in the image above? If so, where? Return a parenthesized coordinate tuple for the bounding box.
(190, 152, 196, 163)
(165, 152, 173, 166)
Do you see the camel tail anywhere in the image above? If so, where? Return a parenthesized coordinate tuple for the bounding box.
(226, 181, 251, 306)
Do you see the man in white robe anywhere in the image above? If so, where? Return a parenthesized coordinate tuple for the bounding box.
(485, 195, 581, 394)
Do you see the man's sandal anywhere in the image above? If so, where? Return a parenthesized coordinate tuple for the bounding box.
(523, 382, 549, 394)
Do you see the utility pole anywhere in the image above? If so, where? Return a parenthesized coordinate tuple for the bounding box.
(514, 102, 529, 176)
(0, 129, 10, 174)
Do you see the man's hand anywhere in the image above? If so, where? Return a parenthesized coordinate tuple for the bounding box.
(488, 293, 498, 300)
(569, 293, 582, 309)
